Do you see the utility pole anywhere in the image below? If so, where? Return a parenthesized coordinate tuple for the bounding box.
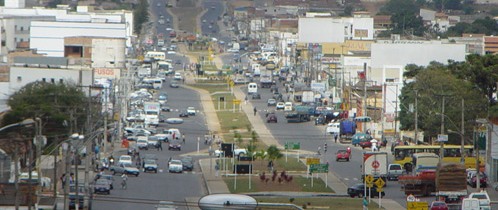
(363, 63, 367, 133)
(394, 84, 398, 139)
(28, 141, 33, 210)
(14, 145, 20, 210)
(63, 142, 70, 210)
(53, 148, 57, 198)
(104, 87, 108, 155)
(35, 118, 42, 204)
(460, 99, 465, 164)
(414, 90, 418, 145)
(439, 96, 445, 162)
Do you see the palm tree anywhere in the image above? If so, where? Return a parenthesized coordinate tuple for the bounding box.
(266, 145, 283, 167)
(254, 150, 267, 166)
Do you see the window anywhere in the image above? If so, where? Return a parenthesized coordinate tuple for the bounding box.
(51, 78, 55, 83)
(60, 79, 64, 83)
(17, 76, 22, 82)
(20, 27, 23, 31)
(42, 78, 46, 82)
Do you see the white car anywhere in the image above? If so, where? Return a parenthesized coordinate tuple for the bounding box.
(214, 148, 247, 157)
(187, 107, 196, 115)
(136, 137, 149, 150)
(173, 73, 182, 80)
(284, 102, 293, 111)
(168, 160, 183, 173)
(276, 102, 285, 110)
(118, 155, 132, 165)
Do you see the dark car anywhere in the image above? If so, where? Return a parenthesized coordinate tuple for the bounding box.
(252, 93, 261, 99)
(469, 172, 487, 188)
(181, 156, 194, 171)
(315, 115, 327, 125)
(161, 105, 171, 112)
(159, 114, 167, 123)
(347, 183, 385, 198)
(94, 179, 111, 194)
(168, 141, 182, 151)
(94, 174, 114, 189)
(179, 111, 189, 118)
(266, 113, 277, 123)
(143, 159, 158, 173)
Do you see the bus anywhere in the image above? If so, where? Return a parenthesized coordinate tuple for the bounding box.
(393, 145, 483, 169)
(145, 51, 166, 61)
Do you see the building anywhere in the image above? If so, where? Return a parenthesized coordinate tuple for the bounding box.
(298, 13, 374, 43)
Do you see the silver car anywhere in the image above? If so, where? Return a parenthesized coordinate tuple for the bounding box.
(168, 160, 183, 173)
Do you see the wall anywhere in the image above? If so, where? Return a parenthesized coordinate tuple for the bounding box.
(298, 17, 344, 43)
(30, 21, 126, 57)
(91, 38, 126, 68)
(371, 40, 466, 68)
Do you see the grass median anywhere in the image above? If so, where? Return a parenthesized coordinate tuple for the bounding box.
(254, 197, 383, 210)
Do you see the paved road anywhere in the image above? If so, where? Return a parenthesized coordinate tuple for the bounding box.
(200, 0, 223, 36)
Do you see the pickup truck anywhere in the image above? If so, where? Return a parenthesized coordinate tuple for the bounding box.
(387, 164, 403, 181)
(109, 163, 140, 177)
(214, 147, 247, 157)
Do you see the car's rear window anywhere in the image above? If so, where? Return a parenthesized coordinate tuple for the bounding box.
(390, 165, 402, 170)
(472, 194, 488, 199)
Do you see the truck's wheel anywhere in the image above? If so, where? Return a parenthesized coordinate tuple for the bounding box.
(358, 192, 364, 198)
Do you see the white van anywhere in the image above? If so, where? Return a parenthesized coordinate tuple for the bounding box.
(153, 79, 163, 89)
(284, 102, 293, 111)
(461, 198, 480, 210)
(326, 122, 340, 135)
(248, 83, 258, 95)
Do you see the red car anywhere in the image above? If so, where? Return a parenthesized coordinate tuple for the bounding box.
(430, 201, 448, 210)
(336, 150, 350, 161)
(359, 140, 385, 149)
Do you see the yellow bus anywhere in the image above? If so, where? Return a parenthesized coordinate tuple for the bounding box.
(393, 145, 484, 169)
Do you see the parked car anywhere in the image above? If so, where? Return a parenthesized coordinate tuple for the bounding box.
(347, 183, 385, 198)
(168, 141, 182, 151)
(252, 93, 261, 99)
(181, 156, 194, 171)
(468, 192, 491, 209)
(276, 102, 285, 110)
(118, 155, 133, 165)
(430, 201, 449, 210)
(336, 150, 350, 161)
(161, 105, 171, 112)
(387, 164, 403, 181)
(94, 179, 111, 194)
(267, 98, 277, 106)
(468, 171, 487, 188)
(143, 159, 158, 173)
(168, 159, 183, 173)
(173, 73, 182, 80)
(266, 113, 277, 123)
(136, 138, 149, 150)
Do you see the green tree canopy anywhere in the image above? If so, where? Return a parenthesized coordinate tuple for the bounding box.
(399, 63, 488, 143)
(379, 0, 426, 36)
(133, 0, 150, 35)
(445, 17, 498, 36)
(2, 81, 90, 145)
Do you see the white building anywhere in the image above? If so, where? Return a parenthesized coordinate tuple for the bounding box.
(298, 13, 374, 43)
(30, 21, 127, 57)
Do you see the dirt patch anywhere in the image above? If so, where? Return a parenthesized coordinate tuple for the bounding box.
(361, 2, 386, 15)
(171, 7, 202, 33)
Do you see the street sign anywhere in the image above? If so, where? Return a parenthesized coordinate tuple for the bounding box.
(374, 178, 385, 188)
(365, 175, 374, 184)
(376, 187, 384, 192)
(372, 160, 380, 169)
(437, 134, 448, 142)
(306, 158, 320, 165)
(366, 183, 374, 188)
(285, 142, 300, 150)
(309, 164, 329, 173)
(407, 201, 428, 210)
(233, 99, 241, 105)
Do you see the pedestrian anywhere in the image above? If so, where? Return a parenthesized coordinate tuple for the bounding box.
(215, 163, 220, 177)
(157, 140, 163, 151)
(182, 134, 186, 144)
(267, 160, 274, 172)
(334, 134, 338, 143)
(363, 197, 369, 210)
(253, 107, 257, 116)
(244, 96, 248, 104)
(317, 146, 321, 155)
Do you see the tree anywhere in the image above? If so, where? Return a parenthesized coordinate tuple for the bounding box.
(266, 145, 283, 163)
(399, 63, 488, 143)
(379, 0, 426, 36)
(2, 81, 90, 146)
(133, 0, 149, 35)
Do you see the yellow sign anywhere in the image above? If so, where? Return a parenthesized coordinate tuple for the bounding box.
(366, 183, 373, 188)
(365, 175, 374, 184)
(306, 158, 320, 165)
(407, 202, 428, 210)
(233, 99, 241, 105)
(375, 178, 385, 188)
(376, 187, 383, 192)
(229, 81, 234, 87)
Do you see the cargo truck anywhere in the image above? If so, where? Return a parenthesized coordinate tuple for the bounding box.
(362, 152, 388, 184)
(144, 102, 160, 127)
(398, 162, 467, 202)
(340, 119, 357, 140)
(285, 106, 313, 123)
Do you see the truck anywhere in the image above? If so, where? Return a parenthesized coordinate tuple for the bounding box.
(157, 39, 165, 47)
(398, 163, 467, 202)
(143, 101, 160, 126)
(362, 152, 388, 183)
(285, 106, 313, 123)
(260, 75, 273, 88)
(340, 119, 357, 140)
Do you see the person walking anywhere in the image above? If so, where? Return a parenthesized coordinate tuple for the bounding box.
(334, 134, 338, 143)
(244, 96, 248, 104)
(157, 140, 163, 151)
(317, 146, 321, 155)
(215, 163, 220, 177)
(182, 134, 186, 144)
(253, 107, 257, 116)
(362, 197, 369, 210)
